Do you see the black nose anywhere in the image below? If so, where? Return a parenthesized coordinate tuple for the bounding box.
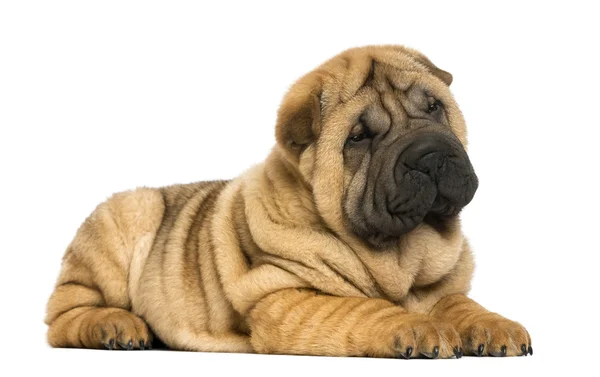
(400, 135, 454, 175)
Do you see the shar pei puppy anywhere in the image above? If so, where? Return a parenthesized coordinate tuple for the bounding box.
(45, 45, 532, 358)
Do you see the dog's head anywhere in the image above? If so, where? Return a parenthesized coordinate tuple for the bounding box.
(275, 45, 478, 248)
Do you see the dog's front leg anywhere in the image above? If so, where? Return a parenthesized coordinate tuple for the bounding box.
(248, 288, 462, 358)
(430, 294, 532, 357)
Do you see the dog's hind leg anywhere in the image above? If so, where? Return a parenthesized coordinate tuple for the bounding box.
(45, 188, 164, 349)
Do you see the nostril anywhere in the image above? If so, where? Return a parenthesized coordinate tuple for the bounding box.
(399, 136, 455, 176)
(409, 151, 445, 175)
(437, 156, 446, 169)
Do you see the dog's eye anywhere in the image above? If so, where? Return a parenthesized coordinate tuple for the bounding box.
(427, 99, 443, 113)
(347, 123, 370, 144)
(349, 132, 367, 143)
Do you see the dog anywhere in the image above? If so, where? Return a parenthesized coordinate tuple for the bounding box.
(45, 45, 531, 358)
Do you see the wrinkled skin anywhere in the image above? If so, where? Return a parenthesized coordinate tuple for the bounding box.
(45, 45, 531, 358)
(342, 65, 478, 247)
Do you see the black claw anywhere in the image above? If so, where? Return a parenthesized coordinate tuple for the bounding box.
(105, 338, 115, 350)
(453, 347, 461, 359)
(501, 345, 507, 357)
(477, 344, 484, 356)
(432, 346, 439, 359)
(127, 340, 133, 350)
(528, 345, 533, 355)
(459, 347, 463, 358)
(139, 340, 145, 350)
(147, 341, 152, 350)
(521, 344, 527, 356)
(406, 346, 413, 359)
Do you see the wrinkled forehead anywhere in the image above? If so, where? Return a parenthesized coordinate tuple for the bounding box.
(318, 48, 451, 119)
(314, 48, 467, 146)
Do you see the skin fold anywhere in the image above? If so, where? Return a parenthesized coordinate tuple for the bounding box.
(45, 45, 531, 358)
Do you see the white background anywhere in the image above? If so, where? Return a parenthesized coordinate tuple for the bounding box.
(1, 1, 598, 376)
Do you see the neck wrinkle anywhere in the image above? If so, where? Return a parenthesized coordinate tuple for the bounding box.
(263, 148, 323, 229)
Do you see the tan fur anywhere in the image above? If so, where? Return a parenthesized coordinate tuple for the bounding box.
(46, 45, 530, 357)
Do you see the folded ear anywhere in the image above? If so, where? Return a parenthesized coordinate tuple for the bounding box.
(404, 48, 453, 86)
(275, 72, 323, 159)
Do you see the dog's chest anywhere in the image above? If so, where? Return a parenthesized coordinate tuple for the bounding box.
(360, 225, 464, 301)
(403, 227, 464, 288)
(408, 239, 463, 287)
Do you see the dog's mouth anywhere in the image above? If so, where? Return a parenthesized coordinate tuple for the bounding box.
(344, 131, 478, 247)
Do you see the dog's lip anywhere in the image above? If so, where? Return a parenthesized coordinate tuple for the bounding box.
(429, 198, 458, 217)
(387, 179, 433, 213)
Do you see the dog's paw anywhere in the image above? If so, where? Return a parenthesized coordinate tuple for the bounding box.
(366, 314, 463, 359)
(88, 309, 153, 350)
(460, 316, 531, 357)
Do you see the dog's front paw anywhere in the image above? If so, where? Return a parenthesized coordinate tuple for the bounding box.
(365, 314, 463, 359)
(459, 315, 531, 357)
(88, 309, 153, 350)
